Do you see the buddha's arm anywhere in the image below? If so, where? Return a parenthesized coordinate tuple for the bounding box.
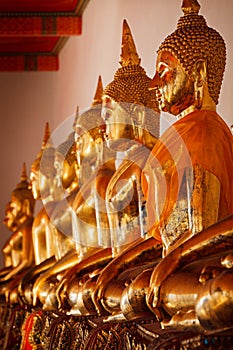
(59, 247, 113, 292)
(93, 237, 162, 313)
(145, 164, 222, 315)
(0, 266, 11, 278)
(32, 249, 79, 301)
(32, 209, 50, 265)
(45, 221, 57, 260)
(2, 238, 13, 267)
(147, 215, 233, 317)
(18, 255, 56, 297)
(73, 166, 114, 221)
(1, 227, 34, 281)
(160, 165, 221, 255)
(0, 240, 13, 279)
(191, 164, 220, 235)
(55, 248, 113, 309)
(8, 231, 21, 268)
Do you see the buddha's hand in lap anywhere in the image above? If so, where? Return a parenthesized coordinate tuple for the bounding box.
(147, 249, 180, 319)
(92, 267, 116, 314)
(56, 278, 68, 309)
(32, 272, 50, 306)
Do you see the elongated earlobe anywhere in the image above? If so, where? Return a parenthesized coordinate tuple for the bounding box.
(193, 59, 207, 109)
(22, 199, 31, 217)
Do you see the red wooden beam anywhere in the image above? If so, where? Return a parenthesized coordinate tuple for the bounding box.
(0, 0, 79, 13)
(0, 55, 59, 71)
(0, 37, 60, 54)
(0, 15, 82, 36)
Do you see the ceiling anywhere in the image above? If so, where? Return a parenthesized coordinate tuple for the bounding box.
(0, 0, 90, 71)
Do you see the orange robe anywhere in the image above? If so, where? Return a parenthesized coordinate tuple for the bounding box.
(142, 110, 233, 241)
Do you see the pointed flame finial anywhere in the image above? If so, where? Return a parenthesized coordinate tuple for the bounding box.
(182, 0, 200, 15)
(119, 19, 141, 67)
(73, 106, 79, 130)
(15, 162, 29, 190)
(92, 75, 103, 106)
(20, 162, 27, 182)
(42, 122, 51, 149)
(75, 105, 79, 118)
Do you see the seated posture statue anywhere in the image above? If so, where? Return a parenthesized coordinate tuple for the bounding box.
(0, 163, 35, 303)
(19, 123, 64, 304)
(46, 79, 117, 314)
(73, 19, 162, 318)
(50, 131, 78, 260)
(47, 20, 160, 316)
(28, 131, 79, 307)
(115, 0, 233, 331)
(31, 77, 116, 311)
(30, 122, 64, 264)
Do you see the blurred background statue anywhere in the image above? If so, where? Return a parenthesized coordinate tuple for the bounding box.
(49, 77, 116, 314)
(19, 123, 64, 305)
(30, 130, 78, 308)
(30, 122, 63, 264)
(30, 77, 116, 312)
(0, 163, 35, 304)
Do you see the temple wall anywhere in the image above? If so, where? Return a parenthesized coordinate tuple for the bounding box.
(0, 0, 232, 268)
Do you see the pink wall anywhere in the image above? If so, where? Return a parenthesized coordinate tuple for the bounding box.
(0, 0, 232, 268)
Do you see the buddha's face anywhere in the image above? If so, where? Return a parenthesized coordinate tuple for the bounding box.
(74, 126, 97, 166)
(151, 50, 195, 116)
(30, 169, 40, 200)
(30, 169, 52, 200)
(102, 95, 135, 151)
(54, 152, 76, 190)
(54, 152, 64, 186)
(4, 197, 23, 231)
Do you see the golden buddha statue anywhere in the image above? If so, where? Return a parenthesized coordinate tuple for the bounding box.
(30, 122, 64, 264)
(19, 123, 64, 305)
(31, 77, 117, 311)
(1, 203, 22, 280)
(48, 131, 78, 260)
(28, 131, 79, 307)
(44, 78, 117, 313)
(0, 163, 35, 303)
(113, 0, 233, 331)
(102, 18, 160, 255)
(1, 204, 13, 276)
(71, 76, 115, 254)
(71, 19, 162, 317)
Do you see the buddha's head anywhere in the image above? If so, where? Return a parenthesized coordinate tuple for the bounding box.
(150, 0, 226, 116)
(74, 77, 106, 183)
(102, 20, 160, 151)
(74, 109, 104, 164)
(54, 132, 77, 192)
(30, 122, 56, 200)
(4, 163, 35, 232)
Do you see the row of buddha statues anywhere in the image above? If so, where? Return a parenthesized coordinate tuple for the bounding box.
(1, 0, 233, 348)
